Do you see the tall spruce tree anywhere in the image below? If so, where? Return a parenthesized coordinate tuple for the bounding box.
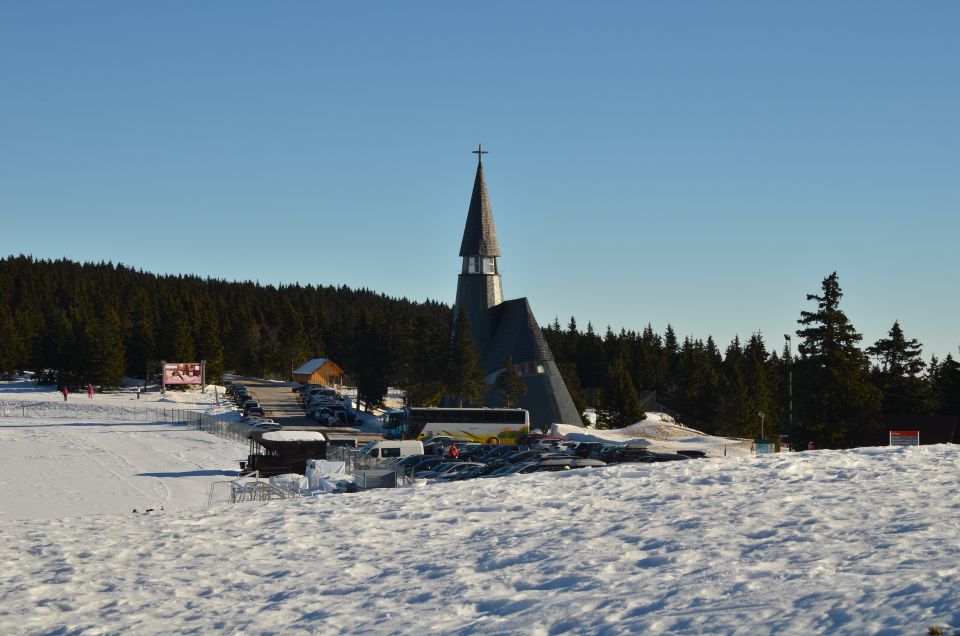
(794, 272, 882, 448)
(447, 311, 487, 407)
(866, 321, 929, 414)
(353, 312, 390, 411)
(88, 307, 126, 387)
(0, 303, 20, 375)
(929, 353, 960, 416)
(597, 352, 645, 429)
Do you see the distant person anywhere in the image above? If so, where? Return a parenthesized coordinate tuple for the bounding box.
(87, 384, 93, 398)
(448, 444, 459, 460)
(137, 387, 141, 400)
(807, 441, 816, 451)
(62, 387, 68, 402)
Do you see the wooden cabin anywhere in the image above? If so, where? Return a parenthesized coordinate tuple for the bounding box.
(292, 358, 345, 386)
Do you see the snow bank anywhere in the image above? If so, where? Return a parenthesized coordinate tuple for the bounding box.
(555, 412, 754, 457)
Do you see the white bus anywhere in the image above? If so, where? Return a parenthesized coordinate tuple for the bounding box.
(382, 407, 530, 445)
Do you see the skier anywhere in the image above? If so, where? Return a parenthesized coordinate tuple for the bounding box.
(87, 383, 93, 398)
(62, 387, 68, 402)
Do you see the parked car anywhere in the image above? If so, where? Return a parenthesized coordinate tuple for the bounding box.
(517, 433, 565, 447)
(476, 445, 516, 463)
(571, 442, 605, 458)
(415, 462, 485, 480)
(526, 458, 606, 472)
(243, 403, 265, 418)
(599, 447, 690, 464)
(483, 463, 535, 478)
(434, 464, 497, 482)
(407, 456, 446, 477)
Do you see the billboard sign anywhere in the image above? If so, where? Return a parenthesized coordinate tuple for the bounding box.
(889, 430, 920, 446)
(163, 362, 203, 386)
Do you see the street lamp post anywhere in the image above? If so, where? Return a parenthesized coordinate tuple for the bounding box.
(784, 334, 793, 447)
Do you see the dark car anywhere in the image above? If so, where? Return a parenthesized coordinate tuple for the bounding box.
(527, 458, 606, 472)
(476, 445, 518, 463)
(572, 442, 605, 459)
(407, 456, 447, 477)
(434, 463, 496, 482)
(416, 462, 485, 480)
(676, 449, 707, 459)
(599, 447, 690, 464)
(516, 433, 566, 447)
(243, 405, 266, 418)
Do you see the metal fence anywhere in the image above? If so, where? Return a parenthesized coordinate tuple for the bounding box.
(327, 446, 412, 487)
(0, 400, 212, 423)
(177, 410, 255, 444)
(207, 474, 303, 507)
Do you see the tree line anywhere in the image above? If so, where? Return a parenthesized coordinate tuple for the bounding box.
(1, 257, 957, 447)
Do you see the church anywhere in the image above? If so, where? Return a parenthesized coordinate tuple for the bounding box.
(451, 146, 583, 429)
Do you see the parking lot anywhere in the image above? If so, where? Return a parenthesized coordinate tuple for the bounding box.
(226, 377, 382, 444)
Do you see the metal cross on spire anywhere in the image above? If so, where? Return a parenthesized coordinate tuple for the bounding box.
(472, 144, 488, 164)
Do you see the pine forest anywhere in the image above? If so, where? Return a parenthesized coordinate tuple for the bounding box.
(1, 256, 957, 448)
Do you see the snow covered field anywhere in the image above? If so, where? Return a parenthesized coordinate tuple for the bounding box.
(0, 381, 243, 520)
(2, 381, 959, 635)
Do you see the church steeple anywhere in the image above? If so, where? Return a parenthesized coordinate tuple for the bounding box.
(459, 144, 501, 258)
(455, 145, 504, 353)
(447, 146, 583, 427)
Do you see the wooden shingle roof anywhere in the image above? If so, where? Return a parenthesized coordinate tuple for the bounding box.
(458, 160, 501, 257)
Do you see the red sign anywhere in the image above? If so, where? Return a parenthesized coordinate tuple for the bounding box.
(889, 430, 920, 446)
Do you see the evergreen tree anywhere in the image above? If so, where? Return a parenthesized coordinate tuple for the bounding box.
(597, 352, 645, 429)
(743, 333, 777, 440)
(124, 289, 156, 381)
(195, 310, 225, 385)
(0, 302, 21, 375)
(794, 272, 882, 448)
(87, 307, 126, 387)
(866, 321, 929, 414)
(393, 312, 450, 407)
(447, 311, 487, 407)
(929, 353, 960, 416)
(172, 315, 196, 362)
(495, 356, 527, 407)
(557, 361, 587, 419)
(718, 336, 752, 437)
(353, 313, 389, 411)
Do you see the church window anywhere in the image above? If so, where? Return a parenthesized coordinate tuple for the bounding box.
(482, 257, 496, 274)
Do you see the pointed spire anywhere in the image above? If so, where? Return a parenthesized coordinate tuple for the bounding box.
(459, 145, 501, 257)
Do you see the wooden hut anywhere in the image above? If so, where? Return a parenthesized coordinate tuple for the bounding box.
(292, 358, 345, 386)
(244, 430, 329, 476)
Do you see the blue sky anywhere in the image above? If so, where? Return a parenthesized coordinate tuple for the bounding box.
(2, 2, 958, 359)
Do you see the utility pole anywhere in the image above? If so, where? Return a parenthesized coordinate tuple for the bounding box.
(784, 334, 793, 448)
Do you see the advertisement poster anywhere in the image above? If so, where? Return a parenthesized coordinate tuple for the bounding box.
(163, 362, 203, 386)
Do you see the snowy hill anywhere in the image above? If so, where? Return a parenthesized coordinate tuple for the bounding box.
(3, 452, 960, 631)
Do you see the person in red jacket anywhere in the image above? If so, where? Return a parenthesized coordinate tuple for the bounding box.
(87, 384, 93, 398)
(448, 444, 459, 460)
(62, 387, 68, 402)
